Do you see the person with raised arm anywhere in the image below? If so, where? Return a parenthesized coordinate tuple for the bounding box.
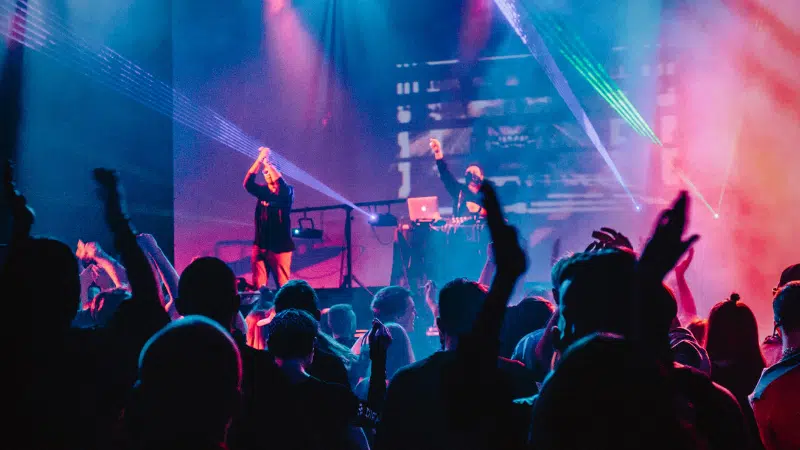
(136, 233, 182, 320)
(429, 137, 486, 218)
(77, 239, 129, 290)
(673, 247, 698, 322)
(375, 182, 532, 450)
(243, 146, 295, 289)
(264, 310, 391, 450)
(528, 192, 757, 450)
(91, 169, 171, 336)
(4, 164, 171, 450)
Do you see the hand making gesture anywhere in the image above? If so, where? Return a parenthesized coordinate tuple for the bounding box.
(429, 138, 444, 161)
(93, 168, 131, 231)
(367, 318, 393, 363)
(638, 191, 699, 282)
(257, 146, 271, 164)
(586, 227, 634, 252)
(4, 160, 35, 236)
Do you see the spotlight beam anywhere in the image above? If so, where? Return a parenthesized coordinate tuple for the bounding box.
(493, 0, 639, 209)
(675, 170, 718, 218)
(0, 0, 370, 217)
(532, 10, 660, 144)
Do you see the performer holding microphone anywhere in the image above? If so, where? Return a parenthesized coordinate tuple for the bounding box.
(243, 146, 295, 288)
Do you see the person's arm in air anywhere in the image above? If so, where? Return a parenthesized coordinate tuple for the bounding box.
(471, 183, 527, 355)
(366, 319, 391, 414)
(136, 233, 182, 320)
(673, 247, 698, 322)
(2, 161, 35, 295)
(77, 241, 129, 288)
(93, 169, 169, 331)
(243, 147, 293, 205)
(243, 146, 271, 199)
(424, 280, 438, 318)
(478, 242, 496, 287)
(635, 191, 699, 358)
(3, 161, 33, 253)
(346, 320, 391, 429)
(445, 182, 528, 428)
(430, 138, 464, 201)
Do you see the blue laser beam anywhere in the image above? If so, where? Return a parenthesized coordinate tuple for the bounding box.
(3, 1, 276, 158)
(492, 0, 639, 209)
(0, 0, 369, 216)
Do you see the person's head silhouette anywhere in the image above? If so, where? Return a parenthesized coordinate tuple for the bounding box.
(266, 309, 319, 369)
(127, 316, 242, 449)
(176, 257, 241, 330)
(23, 238, 81, 331)
(273, 279, 321, 320)
(550, 249, 637, 353)
(437, 278, 487, 350)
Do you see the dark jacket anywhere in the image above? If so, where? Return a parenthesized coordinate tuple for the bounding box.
(244, 174, 295, 253)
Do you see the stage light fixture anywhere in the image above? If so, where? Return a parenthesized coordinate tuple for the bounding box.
(368, 213, 399, 228)
(292, 217, 323, 240)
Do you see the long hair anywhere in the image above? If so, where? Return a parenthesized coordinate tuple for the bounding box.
(384, 323, 415, 378)
(706, 293, 765, 395)
(316, 330, 358, 367)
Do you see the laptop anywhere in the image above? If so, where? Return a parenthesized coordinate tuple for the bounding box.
(407, 196, 441, 222)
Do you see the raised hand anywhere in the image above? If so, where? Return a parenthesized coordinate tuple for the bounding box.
(481, 181, 527, 280)
(429, 138, 444, 160)
(638, 191, 699, 282)
(674, 247, 694, 277)
(368, 318, 392, 362)
(93, 168, 129, 230)
(424, 280, 437, 302)
(586, 227, 634, 252)
(76, 240, 102, 263)
(424, 280, 439, 316)
(257, 146, 271, 163)
(4, 160, 34, 231)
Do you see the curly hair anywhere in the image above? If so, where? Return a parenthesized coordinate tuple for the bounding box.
(266, 309, 319, 360)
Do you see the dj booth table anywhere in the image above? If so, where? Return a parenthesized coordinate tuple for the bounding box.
(390, 218, 491, 293)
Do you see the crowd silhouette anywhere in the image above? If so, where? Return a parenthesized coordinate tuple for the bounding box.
(2, 38, 799, 450)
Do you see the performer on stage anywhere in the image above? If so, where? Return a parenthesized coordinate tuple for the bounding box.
(429, 137, 487, 217)
(243, 146, 295, 289)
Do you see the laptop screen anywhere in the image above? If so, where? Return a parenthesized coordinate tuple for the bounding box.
(407, 196, 441, 222)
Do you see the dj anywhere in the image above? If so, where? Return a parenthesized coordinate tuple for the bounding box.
(429, 138, 487, 218)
